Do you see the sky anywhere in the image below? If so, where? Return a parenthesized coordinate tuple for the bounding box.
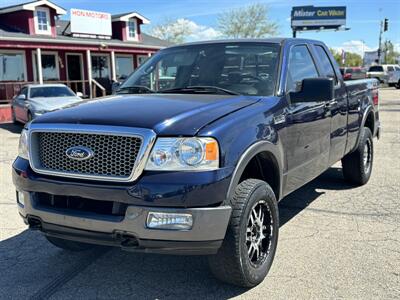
(1, 0, 399, 55)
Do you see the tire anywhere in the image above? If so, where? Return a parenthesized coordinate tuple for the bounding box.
(396, 80, 400, 89)
(342, 127, 373, 185)
(46, 236, 94, 251)
(208, 179, 279, 287)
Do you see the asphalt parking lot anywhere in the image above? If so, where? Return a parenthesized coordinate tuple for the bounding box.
(0, 88, 399, 299)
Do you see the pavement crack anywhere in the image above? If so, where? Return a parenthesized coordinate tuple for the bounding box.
(29, 247, 109, 300)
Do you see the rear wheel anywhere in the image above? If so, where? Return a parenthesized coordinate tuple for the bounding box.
(342, 127, 373, 185)
(208, 179, 279, 287)
(46, 236, 95, 251)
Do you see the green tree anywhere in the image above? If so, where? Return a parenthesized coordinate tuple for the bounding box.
(150, 18, 194, 44)
(329, 48, 362, 67)
(383, 40, 400, 64)
(218, 3, 278, 38)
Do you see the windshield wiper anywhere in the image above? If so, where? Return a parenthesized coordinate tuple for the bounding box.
(159, 86, 240, 95)
(116, 85, 156, 94)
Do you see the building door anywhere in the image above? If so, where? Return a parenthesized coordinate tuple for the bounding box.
(66, 54, 84, 94)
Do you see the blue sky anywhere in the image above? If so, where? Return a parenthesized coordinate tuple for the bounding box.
(1, 0, 399, 54)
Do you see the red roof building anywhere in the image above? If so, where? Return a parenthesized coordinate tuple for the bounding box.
(0, 0, 169, 103)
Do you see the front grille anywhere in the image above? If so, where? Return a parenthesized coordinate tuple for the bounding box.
(34, 193, 127, 219)
(35, 131, 142, 179)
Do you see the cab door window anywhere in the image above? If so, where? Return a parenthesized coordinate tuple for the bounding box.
(314, 45, 338, 85)
(286, 45, 319, 92)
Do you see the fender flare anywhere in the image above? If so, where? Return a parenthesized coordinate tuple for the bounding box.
(226, 141, 284, 202)
(353, 105, 374, 151)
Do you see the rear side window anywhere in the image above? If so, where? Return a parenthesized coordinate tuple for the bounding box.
(314, 45, 338, 84)
(286, 45, 319, 92)
(369, 66, 383, 72)
(387, 66, 394, 72)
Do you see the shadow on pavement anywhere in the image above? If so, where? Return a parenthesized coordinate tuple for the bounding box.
(0, 122, 23, 134)
(0, 166, 355, 298)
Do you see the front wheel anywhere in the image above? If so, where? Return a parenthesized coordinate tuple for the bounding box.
(342, 127, 373, 185)
(208, 179, 279, 287)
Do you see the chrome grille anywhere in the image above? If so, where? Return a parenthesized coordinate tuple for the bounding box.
(36, 132, 142, 179)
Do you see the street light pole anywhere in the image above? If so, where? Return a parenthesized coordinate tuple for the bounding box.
(378, 20, 383, 63)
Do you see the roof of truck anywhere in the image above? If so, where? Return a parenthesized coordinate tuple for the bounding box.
(167, 38, 323, 48)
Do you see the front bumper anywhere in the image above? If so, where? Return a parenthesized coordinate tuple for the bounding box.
(13, 158, 233, 255)
(18, 193, 231, 255)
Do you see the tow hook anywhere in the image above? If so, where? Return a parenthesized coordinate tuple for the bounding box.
(114, 231, 139, 248)
(27, 216, 42, 230)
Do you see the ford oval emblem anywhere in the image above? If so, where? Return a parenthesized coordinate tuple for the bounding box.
(65, 146, 94, 161)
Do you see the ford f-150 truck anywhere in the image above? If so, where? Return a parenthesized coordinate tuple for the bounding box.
(13, 38, 380, 287)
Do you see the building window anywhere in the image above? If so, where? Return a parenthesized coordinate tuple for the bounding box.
(33, 52, 60, 81)
(116, 55, 133, 80)
(126, 19, 138, 40)
(35, 7, 51, 35)
(91, 54, 110, 80)
(136, 55, 149, 67)
(0, 51, 26, 81)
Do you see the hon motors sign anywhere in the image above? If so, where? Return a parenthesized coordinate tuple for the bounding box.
(70, 9, 112, 36)
(291, 6, 346, 30)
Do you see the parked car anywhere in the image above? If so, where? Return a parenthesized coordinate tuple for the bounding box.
(387, 65, 400, 88)
(340, 67, 367, 80)
(11, 84, 84, 124)
(13, 38, 380, 287)
(367, 64, 400, 86)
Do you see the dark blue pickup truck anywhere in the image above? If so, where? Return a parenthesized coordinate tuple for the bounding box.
(13, 38, 380, 287)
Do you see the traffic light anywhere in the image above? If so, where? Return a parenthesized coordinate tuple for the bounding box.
(384, 18, 389, 32)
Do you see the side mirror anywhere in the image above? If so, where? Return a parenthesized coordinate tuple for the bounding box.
(18, 94, 26, 101)
(289, 78, 334, 103)
(111, 81, 121, 94)
(76, 92, 83, 98)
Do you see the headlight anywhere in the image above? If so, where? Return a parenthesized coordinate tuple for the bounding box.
(145, 137, 219, 171)
(18, 129, 29, 160)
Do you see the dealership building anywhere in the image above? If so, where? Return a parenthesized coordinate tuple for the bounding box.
(0, 0, 169, 110)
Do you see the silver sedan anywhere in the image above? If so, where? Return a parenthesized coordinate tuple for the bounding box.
(11, 84, 84, 124)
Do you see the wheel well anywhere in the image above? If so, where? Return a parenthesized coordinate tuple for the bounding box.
(239, 152, 280, 200)
(365, 111, 374, 134)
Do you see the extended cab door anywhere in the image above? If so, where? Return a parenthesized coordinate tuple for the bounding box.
(282, 44, 331, 194)
(312, 44, 348, 165)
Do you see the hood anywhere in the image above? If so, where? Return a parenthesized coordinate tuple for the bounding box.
(30, 96, 82, 112)
(33, 94, 260, 135)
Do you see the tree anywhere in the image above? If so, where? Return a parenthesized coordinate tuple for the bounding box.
(150, 18, 194, 44)
(217, 3, 278, 38)
(383, 40, 400, 64)
(330, 48, 362, 67)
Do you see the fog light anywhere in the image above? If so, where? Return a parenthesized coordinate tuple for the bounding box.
(146, 212, 193, 230)
(17, 191, 25, 207)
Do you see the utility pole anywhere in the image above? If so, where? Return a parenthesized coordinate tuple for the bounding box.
(378, 18, 389, 63)
(378, 20, 383, 63)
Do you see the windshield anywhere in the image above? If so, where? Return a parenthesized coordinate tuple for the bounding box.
(119, 42, 281, 96)
(30, 86, 76, 98)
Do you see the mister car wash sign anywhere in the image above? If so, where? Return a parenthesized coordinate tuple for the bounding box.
(70, 9, 112, 37)
(291, 6, 346, 30)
